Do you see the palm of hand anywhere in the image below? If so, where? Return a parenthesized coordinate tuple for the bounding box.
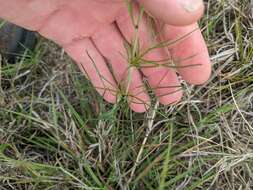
(0, 0, 211, 112)
(0, 1, 123, 44)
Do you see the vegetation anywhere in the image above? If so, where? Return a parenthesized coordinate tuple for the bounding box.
(0, 0, 253, 189)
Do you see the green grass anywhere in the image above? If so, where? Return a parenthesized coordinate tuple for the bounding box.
(1, 0, 253, 189)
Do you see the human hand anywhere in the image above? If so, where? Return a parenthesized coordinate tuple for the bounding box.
(0, 0, 211, 112)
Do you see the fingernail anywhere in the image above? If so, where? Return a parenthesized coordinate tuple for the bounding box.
(180, 0, 203, 13)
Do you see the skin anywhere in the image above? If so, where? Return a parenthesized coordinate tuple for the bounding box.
(0, 0, 211, 112)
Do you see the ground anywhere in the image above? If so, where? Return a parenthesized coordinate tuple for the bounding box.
(0, 0, 253, 189)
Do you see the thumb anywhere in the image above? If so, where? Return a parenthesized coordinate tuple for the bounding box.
(137, 0, 204, 26)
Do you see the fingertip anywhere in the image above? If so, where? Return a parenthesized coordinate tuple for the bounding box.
(130, 101, 150, 113)
(138, 0, 204, 26)
(129, 90, 151, 113)
(184, 60, 212, 85)
(158, 88, 183, 106)
(178, 0, 205, 25)
(64, 38, 118, 105)
(103, 91, 117, 104)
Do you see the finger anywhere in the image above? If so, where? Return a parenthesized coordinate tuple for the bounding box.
(63, 38, 117, 103)
(137, 0, 204, 26)
(92, 24, 150, 112)
(162, 23, 211, 84)
(143, 49, 183, 105)
(116, 3, 183, 105)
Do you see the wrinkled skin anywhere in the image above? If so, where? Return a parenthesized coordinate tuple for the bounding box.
(0, 0, 211, 112)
